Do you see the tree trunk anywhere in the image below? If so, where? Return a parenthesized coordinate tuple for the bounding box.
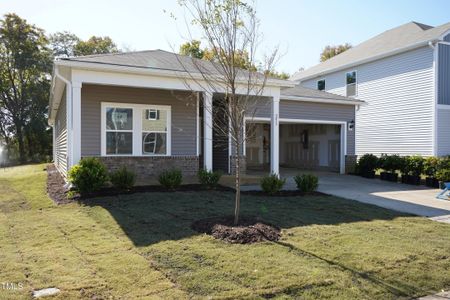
(25, 130, 34, 158)
(15, 122, 26, 163)
(234, 145, 241, 225)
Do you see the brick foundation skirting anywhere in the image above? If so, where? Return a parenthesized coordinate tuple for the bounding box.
(345, 155, 357, 174)
(229, 155, 246, 175)
(93, 156, 199, 178)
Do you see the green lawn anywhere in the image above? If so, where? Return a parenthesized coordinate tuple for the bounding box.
(0, 164, 449, 299)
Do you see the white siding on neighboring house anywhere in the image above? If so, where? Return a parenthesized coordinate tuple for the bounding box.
(54, 90, 68, 176)
(301, 46, 435, 156)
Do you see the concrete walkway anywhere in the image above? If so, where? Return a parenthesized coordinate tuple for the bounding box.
(241, 171, 450, 223)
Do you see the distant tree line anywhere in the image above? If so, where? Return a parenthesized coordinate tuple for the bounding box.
(320, 43, 352, 62)
(0, 13, 119, 164)
(179, 39, 290, 79)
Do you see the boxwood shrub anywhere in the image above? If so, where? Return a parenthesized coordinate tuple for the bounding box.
(110, 167, 136, 190)
(294, 174, 319, 192)
(198, 169, 222, 189)
(260, 174, 285, 195)
(158, 169, 183, 190)
(68, 157, 109, 194)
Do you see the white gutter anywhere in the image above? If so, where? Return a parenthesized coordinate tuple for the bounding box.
(55, 59, 296, 88)
(48, 66, 72, 125)
(281, 95, 366, 106)
(294, 39, 440, 82)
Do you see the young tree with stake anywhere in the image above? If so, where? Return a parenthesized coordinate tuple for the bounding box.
(176, 0, 280, 225)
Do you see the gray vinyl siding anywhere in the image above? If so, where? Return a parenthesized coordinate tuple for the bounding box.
(301, 46, 434, 156)
(81, 84, 197, 156)
(437, 109, 450, 156)
(438, 44, 450, 105)
(280, 101, 355, 155)
(249, 99, 355, 155)
(54, 89, 68, 176)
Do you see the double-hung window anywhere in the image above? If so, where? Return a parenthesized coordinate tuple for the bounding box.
(346, 71, 357, 97)
(105, 107, 133, 155)
(102, 103, 171, 156)
(142, 108, 167, 155)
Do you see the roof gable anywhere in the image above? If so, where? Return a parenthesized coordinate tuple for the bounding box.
(291, 21, 450, 81)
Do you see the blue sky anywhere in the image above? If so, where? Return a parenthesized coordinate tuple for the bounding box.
(1, 0, 449, 74)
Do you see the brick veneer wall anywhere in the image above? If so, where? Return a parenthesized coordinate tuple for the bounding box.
(345, 155, 357, 174)
(94, 156, 199, 178)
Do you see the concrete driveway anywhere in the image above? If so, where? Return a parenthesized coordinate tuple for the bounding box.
(313, 173, 450, 222)
(242, 169, 450, 223)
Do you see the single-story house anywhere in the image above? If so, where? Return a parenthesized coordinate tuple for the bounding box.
(48, 50, 363, 179)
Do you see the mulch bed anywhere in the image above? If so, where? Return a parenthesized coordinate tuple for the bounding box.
(240, 190, 326, 197)
(46, 163, 327, 204)
(73, 184, 236, 200)
(191, 216, 281, 244)
(47, 164, 72, 204)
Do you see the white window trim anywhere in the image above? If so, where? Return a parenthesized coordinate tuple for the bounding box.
(101, 102, 171, 157)
(345, 70, 358, 97)
(317, 78, 326, 91)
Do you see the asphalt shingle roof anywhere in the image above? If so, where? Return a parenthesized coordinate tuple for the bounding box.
(61, 50, 361, 104)
(291, 21, 450, 81)
(62, 49, 223, 74)
(281, 85, 362, 103)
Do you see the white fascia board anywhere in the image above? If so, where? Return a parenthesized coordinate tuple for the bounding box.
(280, 95, 365, 106)
(55, 59, 295, 88)
(295, 40, 438, 82)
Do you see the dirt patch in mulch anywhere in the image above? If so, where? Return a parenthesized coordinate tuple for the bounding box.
(46, 164, 71, 204)
(191, 216, 281, 244)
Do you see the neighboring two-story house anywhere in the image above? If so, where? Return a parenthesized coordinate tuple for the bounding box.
(292, 21, 450, 157)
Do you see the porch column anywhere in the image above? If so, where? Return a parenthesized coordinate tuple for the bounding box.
(340, 123, 347, 174)
(270, 94, 280, 175)
(72, 81, 82, 166)
(203, 92, 213, 171)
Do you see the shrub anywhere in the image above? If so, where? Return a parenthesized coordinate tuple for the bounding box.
(110, 167, 136, 190)
(357, 154, 379, 175)
(437, 156, 450, 171)
(294, 174, 319, 192)
(406, 155, 424, 176)
(424, 156, 439, 177)
(198, 169, 222, 189)
(380, 154, 403, 173)
(399, 156, 409, 175)
(68, 157, 108, 193)
(158, 169, 183, 190)
(436, 169, 450, 183)
(260, 174, 285, 195)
